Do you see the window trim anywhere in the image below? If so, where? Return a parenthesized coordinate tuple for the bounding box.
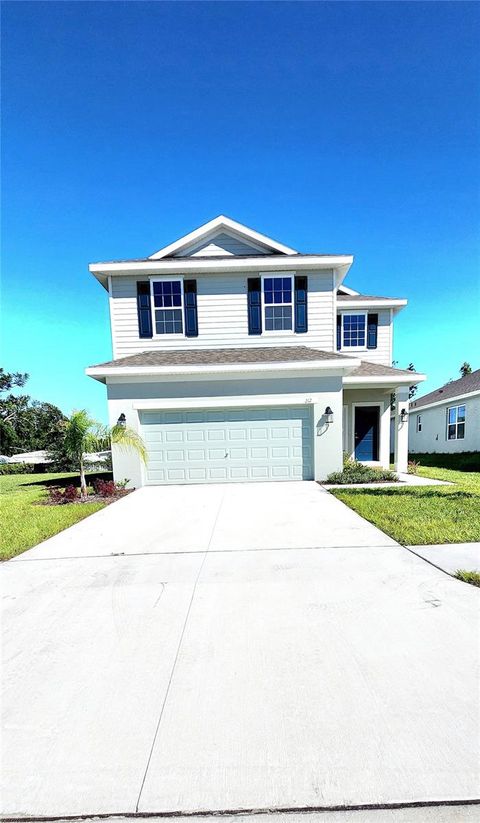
(446, 404, 466, 441)
(150, 276, 185, 338)
(416, 414, 422, 433)
(340, 310, 368, 351)
(260, 273, 294, 335)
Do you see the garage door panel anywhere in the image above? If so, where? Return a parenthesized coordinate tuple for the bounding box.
(141, 406, 313, 485)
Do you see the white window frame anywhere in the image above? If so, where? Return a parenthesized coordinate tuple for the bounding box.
(340, 311, 368, 351)
(150, 276, 185, 338)
(446, 404, 466, 441)
(416, 414, 422, 433)
(261, 273, 294, 335)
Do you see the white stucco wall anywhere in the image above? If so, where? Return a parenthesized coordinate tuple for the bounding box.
(409, 393, 480, 454)
(106, 372, 344, 487)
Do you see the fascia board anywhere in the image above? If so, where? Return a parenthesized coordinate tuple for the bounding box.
(338, 299, 407, 309)
(148, 216, 299, 259)
(89, 255, 353, 276)
(86, 357, 360, 381)
(344, 373, 426, 386)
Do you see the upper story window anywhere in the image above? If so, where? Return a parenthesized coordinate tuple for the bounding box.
(263, 276, 293, 331)
(447, 405, 466, 440)
(416, 415, 422, 432)
(152, 279, 183, 335)
(341, 312, 367, 349)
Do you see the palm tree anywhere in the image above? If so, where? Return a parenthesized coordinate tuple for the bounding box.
(63, 409, 146, 498)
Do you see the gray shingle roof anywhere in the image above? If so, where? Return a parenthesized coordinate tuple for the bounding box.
(90, 253, 351, 266)
(337, 294, 405, 302)
(410, 369, 480, 409)
(349, 361, 418, 378)
(91, 346, 354, 369)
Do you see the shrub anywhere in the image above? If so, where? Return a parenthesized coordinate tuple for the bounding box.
(455, 570, 480, 588)
(48, 484, 79, 504)
(93, 478, 117, 497)
(408, 459, 421, 475)
(0, 463, 36, 475)
(326, 457, 398, 485)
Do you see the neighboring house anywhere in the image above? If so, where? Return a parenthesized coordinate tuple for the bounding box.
(86, 215, 425, 486)
(409, 369, 480, 454)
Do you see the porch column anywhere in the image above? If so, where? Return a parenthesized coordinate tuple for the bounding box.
(394, 385, 409, 474)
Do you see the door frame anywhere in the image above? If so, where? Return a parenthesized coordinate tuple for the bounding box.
(352, 402, 382, 464)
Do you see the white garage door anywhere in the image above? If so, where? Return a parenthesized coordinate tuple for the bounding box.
(141, 406, 313, 485)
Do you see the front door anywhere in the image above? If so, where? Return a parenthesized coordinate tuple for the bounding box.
(354, 406, 380, 461)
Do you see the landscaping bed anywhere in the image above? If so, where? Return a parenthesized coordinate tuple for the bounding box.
(0, 471, 117, 561)
(331, 455, 480, 545)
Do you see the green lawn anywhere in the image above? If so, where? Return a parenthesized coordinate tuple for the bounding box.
(0, 472, 108, 561)
(331, 456, 480, 545)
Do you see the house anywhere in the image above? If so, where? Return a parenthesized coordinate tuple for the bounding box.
(86, 216, 425, 486)
(409, 369, 480, 454)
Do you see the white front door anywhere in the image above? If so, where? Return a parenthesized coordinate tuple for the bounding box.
(141, 406, 313, 484)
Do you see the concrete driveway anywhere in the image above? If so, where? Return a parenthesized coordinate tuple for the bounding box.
(2, 482, 479, 817)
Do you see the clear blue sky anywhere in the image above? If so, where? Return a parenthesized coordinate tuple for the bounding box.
(3, 1, 479, 422)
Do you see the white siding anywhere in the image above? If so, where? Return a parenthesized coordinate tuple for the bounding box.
(110, 270, 335, 358)
(337, 308, 392, 366)
(409, 394, 480, 454)
(176, 232, 270, 257)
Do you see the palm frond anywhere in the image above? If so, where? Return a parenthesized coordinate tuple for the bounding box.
(111, 424, 148, 464)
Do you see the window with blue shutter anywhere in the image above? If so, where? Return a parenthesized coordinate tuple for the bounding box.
(367, 313, 378, 349)
(248, 278, 262, 335)
(137, 281, 153, 338)
(294, 276, 308, 333)
(184, 280, 198, 337)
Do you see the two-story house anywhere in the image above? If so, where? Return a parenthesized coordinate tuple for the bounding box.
(86, 216, 425, 486)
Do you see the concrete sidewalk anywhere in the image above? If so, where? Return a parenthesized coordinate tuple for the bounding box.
(408, 542, 480, 575)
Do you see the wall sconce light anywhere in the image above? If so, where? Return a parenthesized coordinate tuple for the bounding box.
(117, 413, 126, 428)
(400, 408, 408, 423)
(325, 406, 334, 425)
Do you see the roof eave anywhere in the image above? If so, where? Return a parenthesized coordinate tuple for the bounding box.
(85, 356, 361, 384)
(345, 373, 426, 387)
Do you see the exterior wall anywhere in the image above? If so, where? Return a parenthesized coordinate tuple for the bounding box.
(106, 372, 343, 487)
(109, 270, 335, 358)
(176, 232, 269, 257)
(409, 394, 480, 454)
(343, 388, 392, 469)
(336, 308, 392, 366)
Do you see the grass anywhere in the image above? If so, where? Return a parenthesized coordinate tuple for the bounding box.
(331, 454, 480, 545)
(0, 472, 110, 561)
(455, 570, 480, 587)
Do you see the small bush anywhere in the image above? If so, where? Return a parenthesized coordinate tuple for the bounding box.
(93, 478, 117, 497)
(0, 463, 37, 475)
(408, 459, 421, 475)
(455, 570, 480, 587)
(326, 457, 398, 485)
(48, 484, 79, 504)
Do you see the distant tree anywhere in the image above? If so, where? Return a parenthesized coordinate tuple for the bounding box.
(63, 409, 146, 497)
(0, 367, 67, 456)
(460, 362, 472, 377)
(0, 368, 29, 393)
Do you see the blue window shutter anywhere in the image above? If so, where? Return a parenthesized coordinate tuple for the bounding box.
(294, 276, 308, 333)
(367, 313, 378, 349)
(336, 315, 342, 350)
(184, 279, 198, 337)
(137, 281, 153, 338)
(248, 278, 262, 335)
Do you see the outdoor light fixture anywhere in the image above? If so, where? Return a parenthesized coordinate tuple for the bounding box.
(117, 413, 127, 427)
(400, 408, 408, 423)
(324, 406, 334, 424)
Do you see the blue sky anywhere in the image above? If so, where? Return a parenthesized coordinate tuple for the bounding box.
(3, 1, 479, 422)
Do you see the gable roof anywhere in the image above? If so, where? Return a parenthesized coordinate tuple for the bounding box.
(410, 369, 480, 410)
(148, 215, 299, 260)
